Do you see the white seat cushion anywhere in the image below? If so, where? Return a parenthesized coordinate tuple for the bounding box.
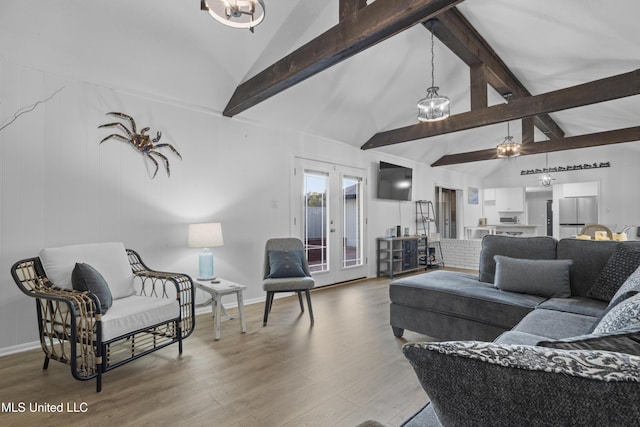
(101, 295, 180, 341)
(39, 242, 135, 299)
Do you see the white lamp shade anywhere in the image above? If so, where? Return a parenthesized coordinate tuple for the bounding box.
(188, 223, 224, 248)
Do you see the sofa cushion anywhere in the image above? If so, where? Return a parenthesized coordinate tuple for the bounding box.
(390, 270, 544, 331)
(511, 308, 596, 339)
(587, 244, 640, 302)
(593, 292, 640, 334)
(101, 295, 180, 341)
(555, 239, 636, 297)
(537, 296, 607, 317)
(493, 255, 572, 298)
(538, 324, 640, 356)
(494, 330, 550, 346)
(72, 263, 113, 314)
(479, 235, 557, 284)
(39, 242, 135, 300)
(267, 250, 306, 278)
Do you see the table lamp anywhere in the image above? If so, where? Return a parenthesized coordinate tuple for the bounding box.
(188, 222, 224, 280)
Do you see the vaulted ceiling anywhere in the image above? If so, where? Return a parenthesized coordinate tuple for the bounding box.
(232, 0, 640, 175)
(2, 0, 638, 177)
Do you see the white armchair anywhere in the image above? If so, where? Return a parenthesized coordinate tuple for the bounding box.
(11, 242, 195, 392)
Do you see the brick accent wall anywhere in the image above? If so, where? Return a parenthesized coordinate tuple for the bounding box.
(437, 238, 482, 271)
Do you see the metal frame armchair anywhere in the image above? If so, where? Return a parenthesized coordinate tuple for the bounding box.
(11, 242, 195, 392)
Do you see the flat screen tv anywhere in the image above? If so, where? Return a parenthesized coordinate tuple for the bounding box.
(377, 161, 412, 201)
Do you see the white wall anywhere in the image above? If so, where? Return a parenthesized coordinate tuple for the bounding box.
(0, 2, 484, 353)
(0, 60, 480, 353)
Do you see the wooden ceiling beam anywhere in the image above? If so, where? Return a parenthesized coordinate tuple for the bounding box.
(469, 64, 488, 110)
(361, 68, 640, 150)
(339, 0, 368, 21)
(431, 127, 640, 166)
(223, 0, 464, 117)
(522, 117, 534, 144)
(425, 9, 565, 139)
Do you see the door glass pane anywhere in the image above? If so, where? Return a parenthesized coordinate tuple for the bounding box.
(304, 171, 329, 272)
(343, 176, 363, 268)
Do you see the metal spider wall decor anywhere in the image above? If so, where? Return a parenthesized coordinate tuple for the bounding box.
(98, 112, 182, 178)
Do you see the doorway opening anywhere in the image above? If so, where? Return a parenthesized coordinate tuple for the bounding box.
(294, 158, 367, 286)
(434, 186, 459, 239)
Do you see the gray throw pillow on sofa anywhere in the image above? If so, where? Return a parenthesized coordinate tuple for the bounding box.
(538, 324, 640, 356)
(592, 292, 640, 334)
(609, 265, 640, 306)
(72, 262, 113, 314)
(587, 244, 640, 302)
(494, 255, 573, 298)
(587, 266, 640, 333)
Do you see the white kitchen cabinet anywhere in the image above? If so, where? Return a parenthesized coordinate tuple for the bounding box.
(496, 187, 525, 212)
(483, 188, 496, 202)
(562, 181, 599, 198)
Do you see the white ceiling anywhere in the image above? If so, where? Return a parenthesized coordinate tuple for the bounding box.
(2, 0, 638, 177)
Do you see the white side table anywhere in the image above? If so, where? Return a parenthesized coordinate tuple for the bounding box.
(194, 278, 247, 340)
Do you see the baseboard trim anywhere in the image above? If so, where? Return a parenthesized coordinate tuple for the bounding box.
(0, 341, 41, 357)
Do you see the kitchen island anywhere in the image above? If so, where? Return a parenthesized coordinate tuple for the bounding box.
(465, 224, 540, 239)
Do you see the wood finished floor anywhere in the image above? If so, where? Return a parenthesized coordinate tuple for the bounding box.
(0, 276, 436, 427)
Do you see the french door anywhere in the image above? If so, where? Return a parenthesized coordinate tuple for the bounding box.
(293, 158, 367, 286)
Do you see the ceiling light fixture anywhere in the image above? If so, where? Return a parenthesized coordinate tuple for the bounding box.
(201, 0, 265, 33)
(417, 21, 450, 122)
(496, 121, 521, 158)
(496, 93, 521, 158)
(538, 152, 555, 187)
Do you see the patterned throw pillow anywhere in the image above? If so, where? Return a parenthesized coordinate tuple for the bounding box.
(587, 244, 640, 302)
(609, 265, 640, 306)
(538, 324, 640, 356)
(593, 292, 640, 334)
(587, 265, 640, 333)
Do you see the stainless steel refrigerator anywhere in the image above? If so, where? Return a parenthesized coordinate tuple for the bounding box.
(558, 197, 598, 238)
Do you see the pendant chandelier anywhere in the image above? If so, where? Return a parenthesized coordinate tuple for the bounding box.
(538, 152, 555, 187)
(417, 22, 450, 122)
(496, 121, 521, 158)
(201, 0, 265, 32)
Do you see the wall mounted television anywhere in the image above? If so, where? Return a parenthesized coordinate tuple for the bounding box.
(377, 161, 412, 201)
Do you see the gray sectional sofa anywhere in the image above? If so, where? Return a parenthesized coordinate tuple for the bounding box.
(390, 235, 640, 426)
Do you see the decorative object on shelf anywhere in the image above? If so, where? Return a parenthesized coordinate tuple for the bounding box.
(417, 21, 450, 122)
(98, 112, 182, 179)
(188, 222, 224, 280)
(201, 0, 265, 33)
(0, 87, 64, 133)
(521, 161, 611, 176)
(538, 153, 556, 187)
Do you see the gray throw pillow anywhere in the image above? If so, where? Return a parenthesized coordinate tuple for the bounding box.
(267, 250, 306, 278)
(72, 262, 113, 314)
(593, 292, 640, 334)
(609, 264, 640, 305)
(587, 244, 640, 302)
(538, 324, 640, 356)
(493, 255, 573, 298)
(587, 266, 640, 333)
